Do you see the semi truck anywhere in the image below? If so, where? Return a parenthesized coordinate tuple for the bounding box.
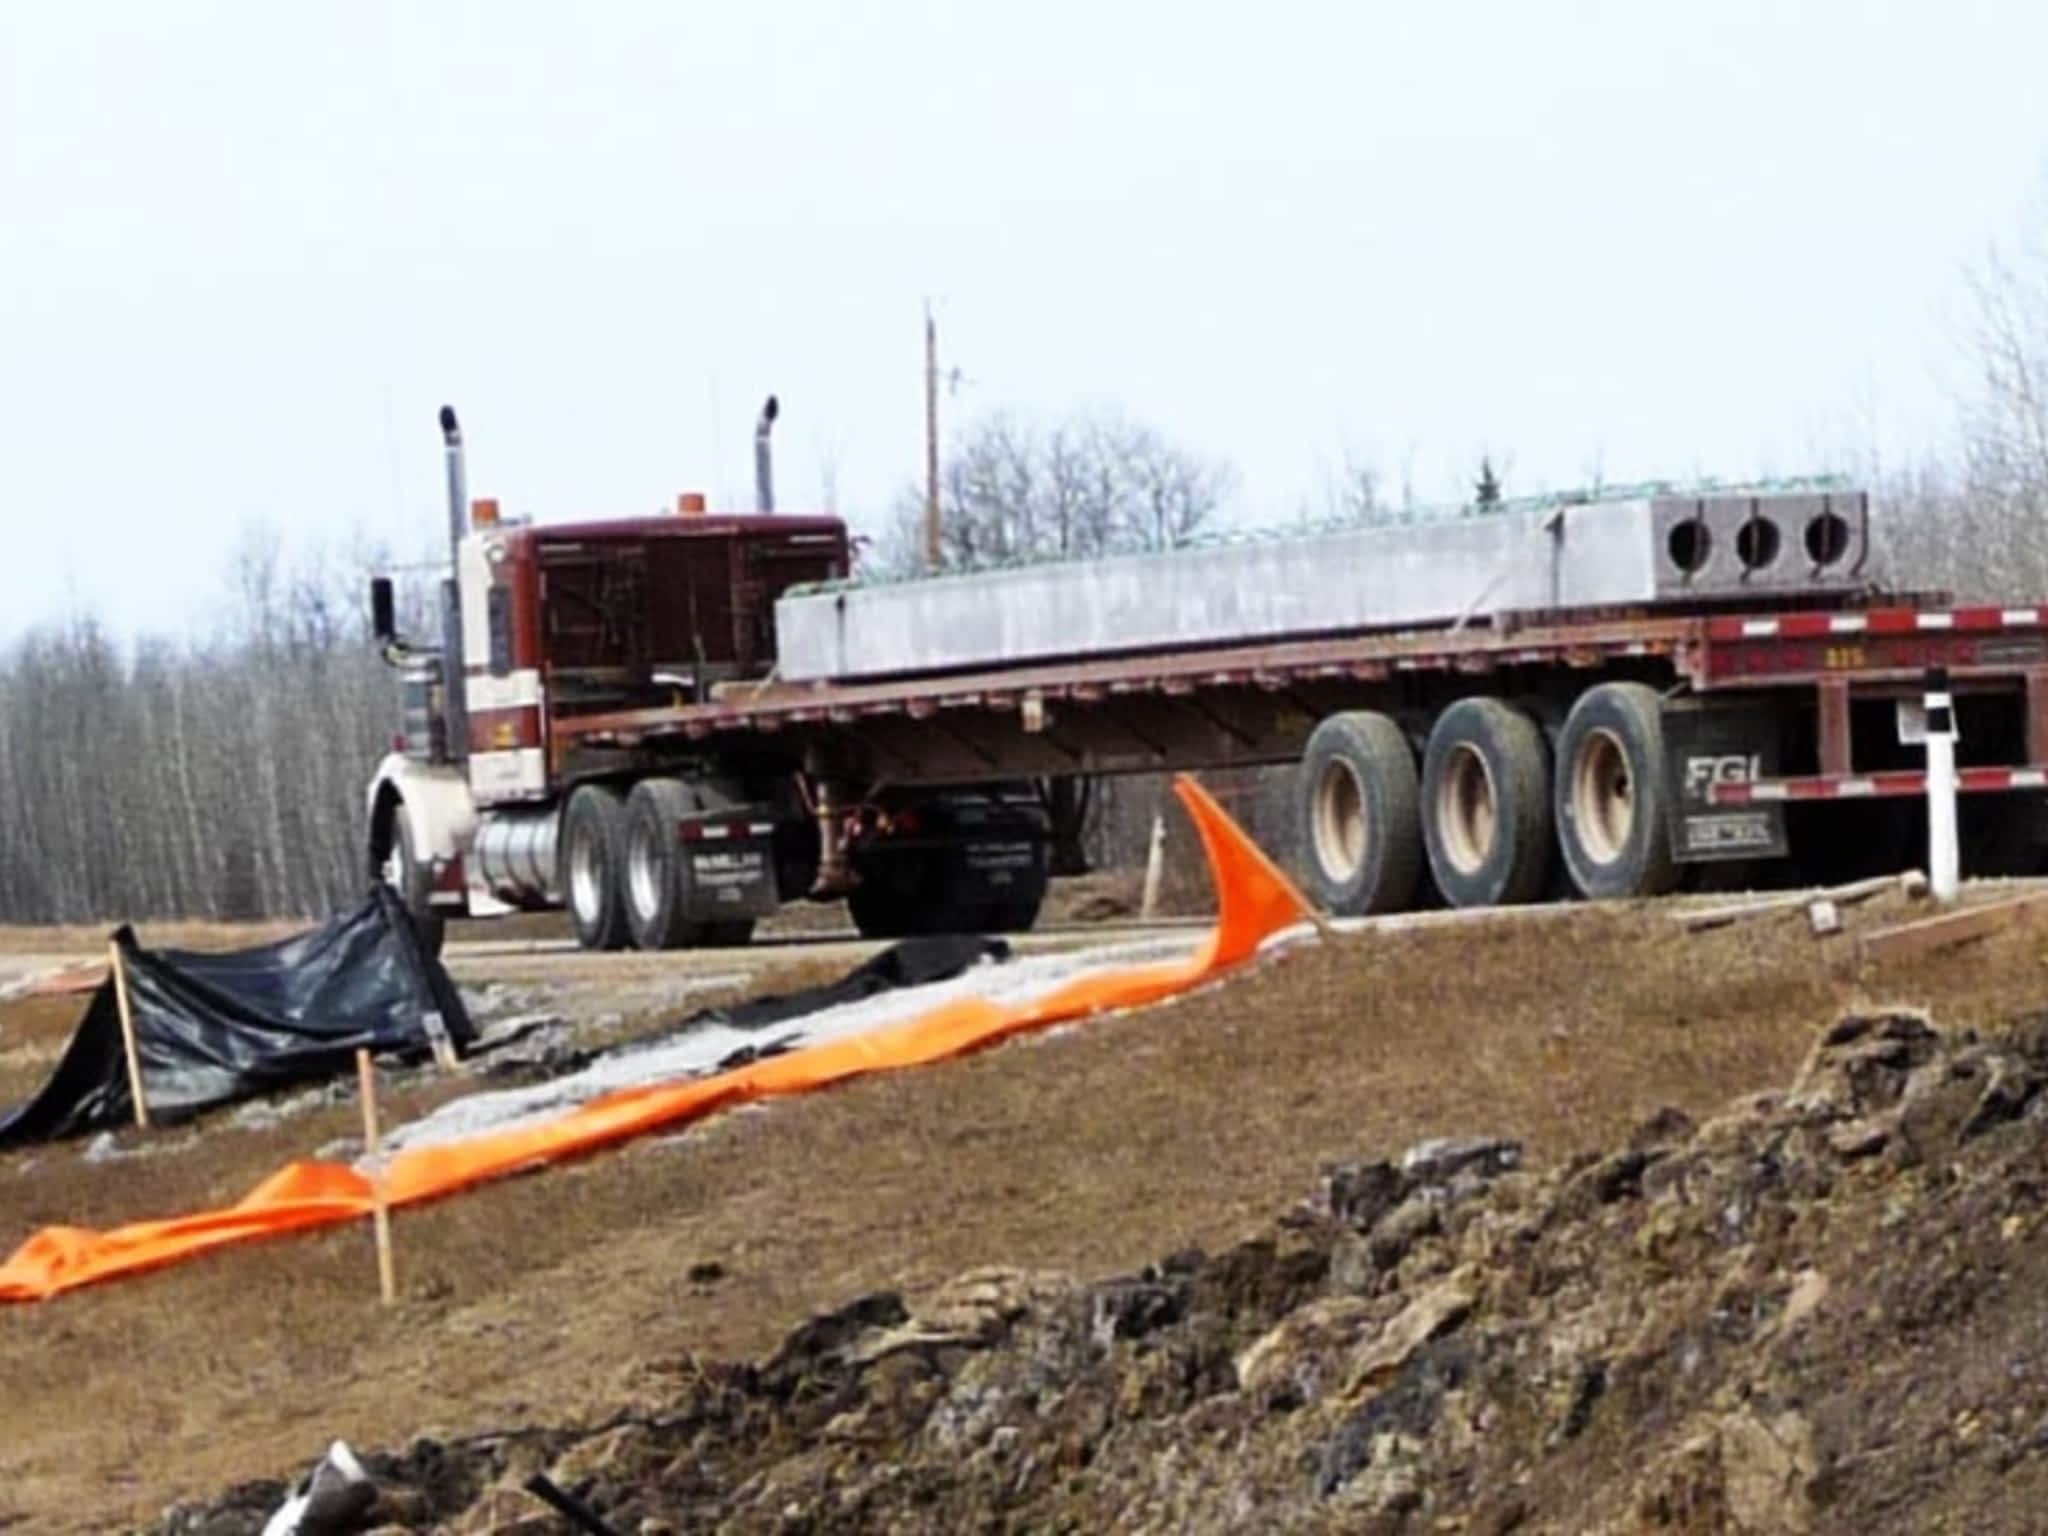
(367, 400, 2048, 952)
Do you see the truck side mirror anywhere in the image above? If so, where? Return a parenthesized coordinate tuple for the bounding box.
(370, 576, 397, 644)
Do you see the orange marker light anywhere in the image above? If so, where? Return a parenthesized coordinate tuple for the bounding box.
(470, 497, 501, 528)
(677, 492, 708, 516)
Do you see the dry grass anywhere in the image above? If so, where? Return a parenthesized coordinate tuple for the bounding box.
(0, 921, 310, 956)
(3, 893, 2047, 1530)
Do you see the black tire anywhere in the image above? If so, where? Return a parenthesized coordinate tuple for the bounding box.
(623, 779, 704, 951)
(848, 849, 931, 939)
(560, 783, 632, 951)
(1296, 711, 1423, 916)
(984, 894, 1045, 933)
(622, 780, 765, 950)
(1420, 697, 1553, 907)
(1555, 682, 1680, 900)
(389, 814, 447, 959)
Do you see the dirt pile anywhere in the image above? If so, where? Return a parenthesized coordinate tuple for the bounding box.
(156, 999, 2048, 1535)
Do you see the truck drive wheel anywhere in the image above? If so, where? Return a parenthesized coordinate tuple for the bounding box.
(1296, 711, 1423, 916)
(622, 780, 761, 951)
(561, 783, 632, 951)
(1420, 697, 1553, 907)
(623, 779, 702, 951)
(1555, 682, 1679, 900)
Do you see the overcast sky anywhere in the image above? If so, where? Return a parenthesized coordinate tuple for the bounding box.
(4, 1, 2047, 642)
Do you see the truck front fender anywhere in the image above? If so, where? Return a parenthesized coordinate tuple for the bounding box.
(365, 753, 479, 880)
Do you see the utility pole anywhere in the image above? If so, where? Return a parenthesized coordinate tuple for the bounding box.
(924, 300, 942, 571)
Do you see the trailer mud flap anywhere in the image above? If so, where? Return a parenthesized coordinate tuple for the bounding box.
(1664, 708, 1788, 862)
(959, 837, 1047, 902)
(683, 840, 779, 920)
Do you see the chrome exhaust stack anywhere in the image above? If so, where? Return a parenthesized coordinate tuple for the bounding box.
(754, 394, 779, 513)
(437, 405, 470, 764)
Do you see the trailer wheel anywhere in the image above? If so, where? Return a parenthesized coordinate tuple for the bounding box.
(847, 850, 930, 939)
(561, 783, 632, 951)
(1421, 697, 1553, 907)
(983, 893, 1046, 933)
(1555, 682, 1679, 900)
(1296, 711, 1423, 916)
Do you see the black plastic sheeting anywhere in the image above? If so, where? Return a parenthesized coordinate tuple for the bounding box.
(0, 887, 472, 1147)
(680, 934, 1010, 1033)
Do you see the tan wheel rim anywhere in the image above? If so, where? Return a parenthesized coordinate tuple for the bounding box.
(1571, 727, 1632, 866)
(1312, 758, 1369, 882)
(1436, 743, 1497, 875)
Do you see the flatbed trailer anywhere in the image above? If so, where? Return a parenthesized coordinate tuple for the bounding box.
(366, 403, 2048, 951)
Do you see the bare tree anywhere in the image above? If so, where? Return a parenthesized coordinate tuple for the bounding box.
(1960, 242, 2048, 522)
(0, 526, 402, 924)
(870, 408, 1234, 872)
(1876, 179, 2048, 602)
(875, 407, 1235, 577)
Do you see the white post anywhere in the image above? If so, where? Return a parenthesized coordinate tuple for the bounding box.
(1924, 666, 1960, 904)
(1140, 813, 1167, 921)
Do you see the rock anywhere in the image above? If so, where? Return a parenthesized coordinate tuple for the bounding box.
(1556, 1148, 1656, 1218)
(1317, 1338, 1472, 1496)
(1400, 1135, 1522, 1186)
(759, 1291, 909, 1389)
(1366, 1195, 1442, 1269)
(1718, 1410, 1818, 1534)
(1234, 1295, 1377, 1407)
(1775, 1268, 1830, 1336)
(1089, 1278, 1183, 1345)
(1328, 1231, 1377, 1293)
(1961, 1054, 2042, 1138)
(1826, 1113, 1894, 1158)
(548, 1423, 656, 1489)
(849, 1267, 1065, 1363)
(446, 1482, 557, 1536)
(917, 1266, 1066, 1337)
(1554, 1359, 1608, 1441)
(1634, 1410, 1817, 1535)
(1342, 1268, 1478, 1400)
(366, 1485, 434, 1527)
(1628, 1105, 1697, 1152)
(1312, 1159, 1407, 1230)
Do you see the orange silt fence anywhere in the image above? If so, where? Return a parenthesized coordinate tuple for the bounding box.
(0, 776, 1309, 1303)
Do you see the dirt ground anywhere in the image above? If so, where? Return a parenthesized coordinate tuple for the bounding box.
(3, 883, 2047, 1531)
(0, 868, 1166, 966)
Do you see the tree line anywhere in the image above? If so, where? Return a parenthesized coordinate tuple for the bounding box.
(0, 533, 418, 924)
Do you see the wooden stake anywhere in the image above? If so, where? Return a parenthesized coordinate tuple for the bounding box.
(1858, 891, 2048, 966)
(356, 1049, 397, 1306)
(108, 941, 149, 1130)
(1277, 868, 1341, 942)
(1140, 813, 1167, 921)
